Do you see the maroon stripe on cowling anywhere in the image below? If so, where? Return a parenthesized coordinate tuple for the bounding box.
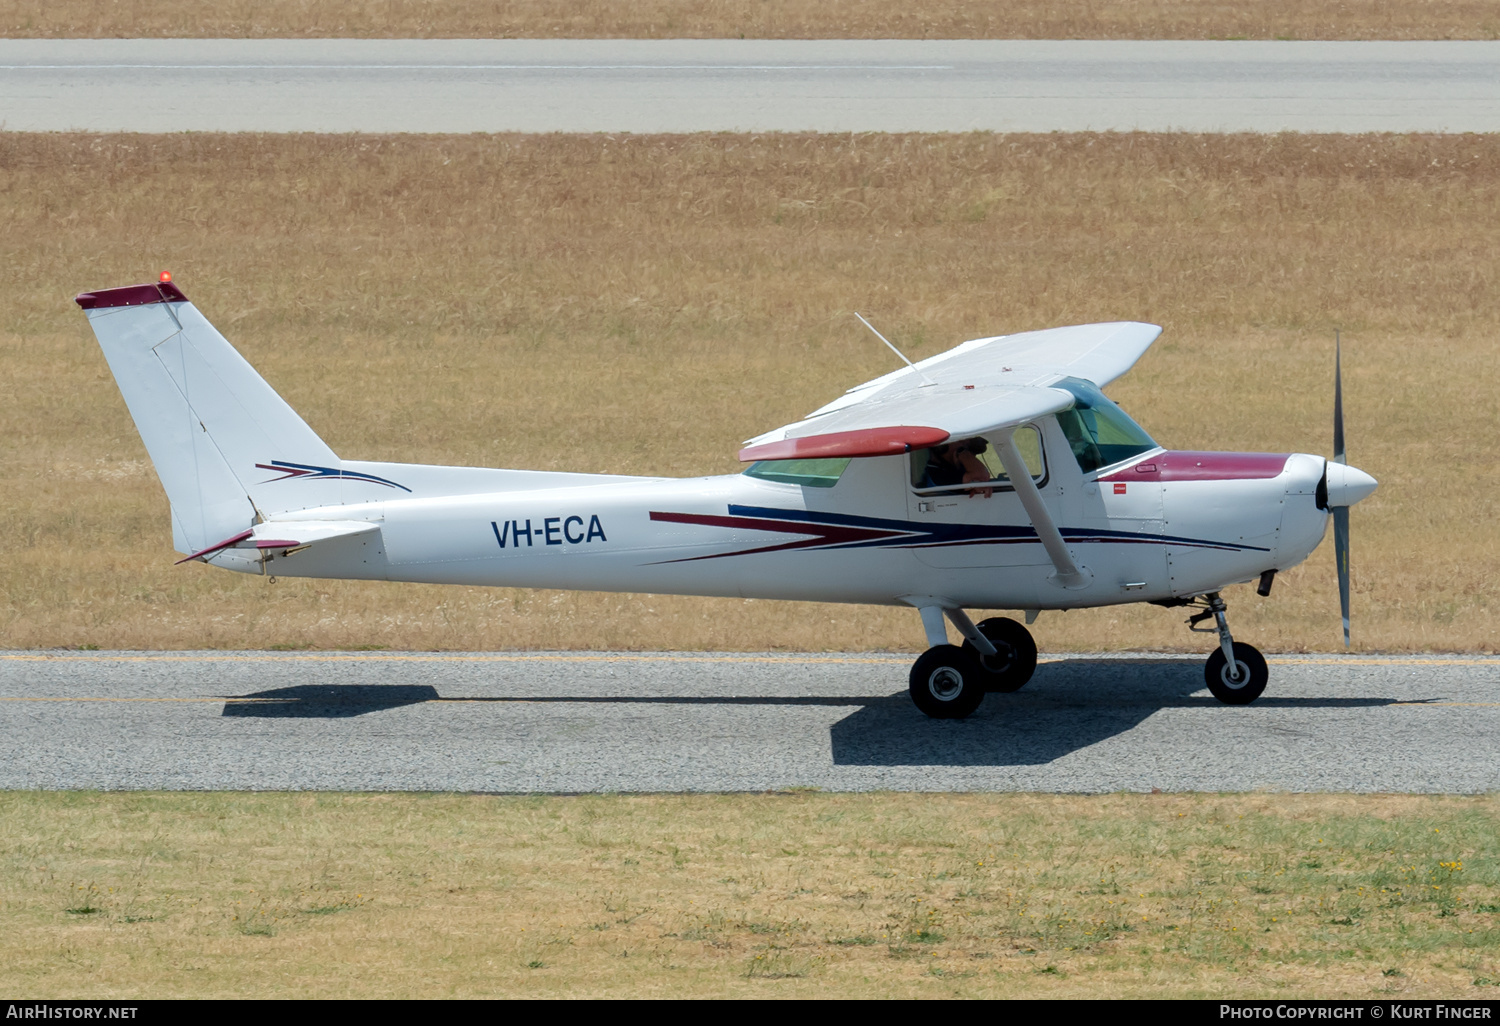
(1096, 451, 1290, 483)
(75, 281, 189, 310)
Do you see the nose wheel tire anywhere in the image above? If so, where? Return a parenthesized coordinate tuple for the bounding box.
(1204, 642, 1268, 705)
(960, 616, 1038, 693)
(909, 645, 987, 719)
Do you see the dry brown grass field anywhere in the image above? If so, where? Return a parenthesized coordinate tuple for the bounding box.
(2, 131, 1496, 654)
(3, 0, 1499, 40)
(5, 791, 1499, 998)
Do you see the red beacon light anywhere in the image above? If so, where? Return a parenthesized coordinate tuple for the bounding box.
(159, 271, 172, 283)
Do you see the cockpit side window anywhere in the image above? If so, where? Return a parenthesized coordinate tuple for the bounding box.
(1051, 377, 1159, 473)
(910, 426, 1046, 494)
(744, 457, 851, 488)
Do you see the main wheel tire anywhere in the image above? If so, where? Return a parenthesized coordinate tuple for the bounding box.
(909, 645, 987, 719)
(960, 616, 1038, 693)
(1204, 641, 1269, 705)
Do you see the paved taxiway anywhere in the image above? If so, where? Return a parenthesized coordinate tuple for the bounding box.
(2, 652, 1497, 792)
(4, 39, 1500, 133)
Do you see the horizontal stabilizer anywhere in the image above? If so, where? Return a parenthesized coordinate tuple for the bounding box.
(179, 520, 379, 564)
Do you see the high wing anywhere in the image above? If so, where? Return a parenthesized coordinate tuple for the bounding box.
(740, 321, 1161, 460)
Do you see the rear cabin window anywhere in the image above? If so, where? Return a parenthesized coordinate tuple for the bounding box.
(743, 457, 851, 488)
(910, 426, 1045, 494)
(1051, 377, 1159, 473)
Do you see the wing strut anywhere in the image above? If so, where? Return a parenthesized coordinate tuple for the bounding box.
(995, 430, 1091, 590)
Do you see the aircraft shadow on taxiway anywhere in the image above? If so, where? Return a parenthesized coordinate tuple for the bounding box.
(830, 659, 1396, 767)
(221, 684, 442, 718)
(220, 659, 1399, 767)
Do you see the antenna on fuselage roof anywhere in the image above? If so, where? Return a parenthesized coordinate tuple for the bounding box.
(854, 312, 937, 387)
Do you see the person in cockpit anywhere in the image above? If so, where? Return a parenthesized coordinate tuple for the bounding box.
(920, 437, 994, 497)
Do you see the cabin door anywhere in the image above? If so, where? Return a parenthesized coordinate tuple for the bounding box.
(905, 425, 1055, 569)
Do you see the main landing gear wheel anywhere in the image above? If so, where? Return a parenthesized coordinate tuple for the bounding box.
(960, 616, 1038, 693)
(909, 645, 987, 719)
(1204, 641, 1268, 705)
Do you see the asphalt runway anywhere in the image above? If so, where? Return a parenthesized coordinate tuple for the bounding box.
(3, 651, 1498, 793)
(4, 39, 1499, 133)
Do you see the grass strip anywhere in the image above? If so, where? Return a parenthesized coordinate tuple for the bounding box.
(4, 791, 1499, 997)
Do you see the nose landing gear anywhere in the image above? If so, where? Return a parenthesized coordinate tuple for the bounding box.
(1188, 592, 1268, 704)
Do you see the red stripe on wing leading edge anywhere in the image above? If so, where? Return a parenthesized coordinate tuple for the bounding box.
(647, 510, 909, 562)
(739, 426, 950, 462)
(1097, 451, 1290, 482)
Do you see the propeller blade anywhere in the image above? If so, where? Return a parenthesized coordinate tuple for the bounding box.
(1333, 330, 1346, 465)
(1333, 331, 1350, 646)
(1334, 505, 1351, 648)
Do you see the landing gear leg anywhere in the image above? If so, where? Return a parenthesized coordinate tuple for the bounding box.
(908, 605, 987, 719)
(1206, 593, 1238, 674)
(1190, 592, 1268, 705)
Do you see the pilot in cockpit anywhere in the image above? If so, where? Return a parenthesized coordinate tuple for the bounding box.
(918, 437, 994, 497)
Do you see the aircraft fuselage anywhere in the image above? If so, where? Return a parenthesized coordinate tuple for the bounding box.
(217, 436, 1332, 613)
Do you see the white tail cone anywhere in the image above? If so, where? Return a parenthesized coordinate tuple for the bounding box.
(1325, 462, 1378, 507)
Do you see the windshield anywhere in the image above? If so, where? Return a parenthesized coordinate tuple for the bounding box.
(743, 457, 851, 488)
(1052, 377, 1159, 473)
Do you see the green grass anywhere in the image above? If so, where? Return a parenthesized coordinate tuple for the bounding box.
(3, 791, 1499, 997)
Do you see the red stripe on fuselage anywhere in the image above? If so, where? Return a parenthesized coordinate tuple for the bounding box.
(647, 510, 909, 562)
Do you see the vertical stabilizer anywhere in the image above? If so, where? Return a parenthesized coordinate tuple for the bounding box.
(77, 280, 341, 555)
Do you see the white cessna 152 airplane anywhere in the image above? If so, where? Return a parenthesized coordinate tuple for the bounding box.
(78, 276, 1378, 719)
